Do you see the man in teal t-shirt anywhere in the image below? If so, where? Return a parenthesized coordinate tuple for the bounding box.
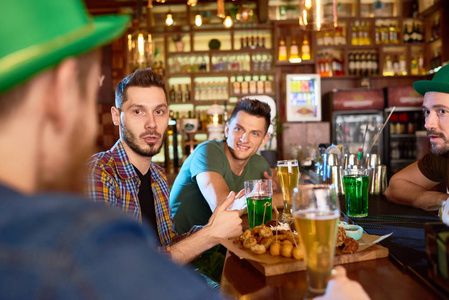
(170, 99, 273, 235)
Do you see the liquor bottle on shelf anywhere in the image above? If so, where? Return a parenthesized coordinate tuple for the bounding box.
(256, 36, 260, 48)
(360, 52, 367, 76)
(250, 36, 256, 50)
(411, 56, 419, 75)
(399, 54, 407, 76)
(278, 38, 287, 61)
(381, 23, 389, 44)
(185, 84, 190, 102)
(372, 52, 379, 75)
(261, 37, 266, 49)
(418, 53, 426, 75)
(354, 52, 361, 76)
(240, 37, 245, 49)
(170, 85, 176, 102)
(375, 25, 381, 44)
(249, 76, 257, 94)
(241, 77, 249, 94)
(410, 23, 417, 43)
(232, 77, 241, 95)
(177, 84, 183, 103)
(264, 75, 273, 94)
(403, 24, 410, 43)
(384, 55, 394, 76)
(289, 38, 299, 61)
(257, 75, 264, 94)
(393, 55, 399, 76)
(348, 53, 355, 76)
(389, 23, 398, 44)
(317, 30, 324, 46)
(245, 36, 250, 49)
(351, 21, 359, 45)
(301, 35, 311, 60)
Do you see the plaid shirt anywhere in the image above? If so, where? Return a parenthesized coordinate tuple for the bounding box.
(86, 140, 201, 254)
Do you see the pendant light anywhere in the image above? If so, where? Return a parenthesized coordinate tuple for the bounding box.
(299, 0, 338, 31)
(195, 13, 202, 26)
(166, 8, 174, 26)
(223, 16, 233, 28)
(128, 0, 154, 69)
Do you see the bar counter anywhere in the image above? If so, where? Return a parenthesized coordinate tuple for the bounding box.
(220, 194, 448, 300)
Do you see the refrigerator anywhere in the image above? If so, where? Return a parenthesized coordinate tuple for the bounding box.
(328, 89, 385, 162)
(383, 86, 426, 179)
(285, 74, 322, 122)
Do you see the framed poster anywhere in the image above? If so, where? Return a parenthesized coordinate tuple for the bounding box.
(286, 74, 322, 122)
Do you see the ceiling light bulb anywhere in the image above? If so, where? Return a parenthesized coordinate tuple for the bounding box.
(223, 16, 233, 27)
(166, 13, 174, 26)
(195, 14, 202, 26)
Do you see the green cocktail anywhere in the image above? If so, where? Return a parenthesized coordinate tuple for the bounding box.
(247, 195, 272, 229)
(342, 169, 369, 217)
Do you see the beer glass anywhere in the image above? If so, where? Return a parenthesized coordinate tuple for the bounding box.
(244, 179, 272, 229)
(277, 160, 300, 222)
(293, 184, 340, 298)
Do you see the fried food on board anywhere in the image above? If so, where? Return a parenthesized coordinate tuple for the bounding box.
(341, 237, 359, 254)
(234, 224, 303, 260)
(336, 226, 347, 247)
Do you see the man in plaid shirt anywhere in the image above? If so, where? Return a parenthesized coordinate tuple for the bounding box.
(86, 68, 243, 264)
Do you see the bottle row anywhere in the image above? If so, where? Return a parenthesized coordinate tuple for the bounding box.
(239, 35, 268, 50)
(211, 53, 273, 72)
(194, 81, 228, 101)
(383, 52, 425, 76)
(316, 26, 346, 46)
(389, 112, 424, 135)
(348, 51, 379, 77)
(169, 84, 191, 103)
(278, 35, 311, 61)
(317, 52, 345, 77)
(231, 75, 273, 95)
(168, 55, 208, 73)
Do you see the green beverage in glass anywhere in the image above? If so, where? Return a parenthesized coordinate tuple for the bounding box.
(244, 179, 273, 229)
(342, 169, 369, 217)
(246, 195, 272, 229)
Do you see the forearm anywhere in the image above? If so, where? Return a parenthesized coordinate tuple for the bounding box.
(170, 225, 217, 265)
(385, 180, 447, 210)
(272, 193, 284, 208)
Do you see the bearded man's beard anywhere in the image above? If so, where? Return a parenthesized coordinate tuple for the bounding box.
(428, 130, 449, 155)
(121, 122, 165, 157)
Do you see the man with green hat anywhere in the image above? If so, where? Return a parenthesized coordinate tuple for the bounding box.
(386, 64, 449, 223)
(0, 0, 223, 298)
(0, 0, 370, 298)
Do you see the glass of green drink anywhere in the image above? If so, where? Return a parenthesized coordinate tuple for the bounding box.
(244, 179, 272, 229)
(342, 169, 369, 217)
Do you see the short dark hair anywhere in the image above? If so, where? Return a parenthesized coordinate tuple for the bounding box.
(115, 68, 167, 109)
(230, 98, 271, 133)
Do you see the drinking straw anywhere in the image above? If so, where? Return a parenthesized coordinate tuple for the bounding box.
(367, 106, 396, 154)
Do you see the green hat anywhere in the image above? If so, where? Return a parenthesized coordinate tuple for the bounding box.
(0, 0, 130, 94)
(413, 64, 449, 96)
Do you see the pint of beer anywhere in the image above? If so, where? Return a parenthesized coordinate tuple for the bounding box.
(293, 184, 340, 297)
(277, 160, 299, 222)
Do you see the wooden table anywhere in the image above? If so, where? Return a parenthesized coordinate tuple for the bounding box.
(220, 194, 446, 300)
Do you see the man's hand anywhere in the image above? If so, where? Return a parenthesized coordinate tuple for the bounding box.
(315, 266, 370, 300)
(264, 170, 280, 193)
(206, 191, 243, 241)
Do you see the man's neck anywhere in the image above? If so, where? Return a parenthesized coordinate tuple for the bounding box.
(121, 141, 152, 175)
(223, 143, 250, 176)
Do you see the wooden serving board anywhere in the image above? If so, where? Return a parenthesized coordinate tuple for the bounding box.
(219, 234, 389, 277)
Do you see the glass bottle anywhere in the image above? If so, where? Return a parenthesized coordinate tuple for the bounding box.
(278, 38, 287, 61)
(301, 35, 311, 60)
(289, 38, 299, 60)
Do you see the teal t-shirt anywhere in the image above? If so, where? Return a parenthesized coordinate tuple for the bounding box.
(170, 140, 271, 234)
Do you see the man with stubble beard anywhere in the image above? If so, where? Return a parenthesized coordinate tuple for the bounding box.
(86, 68, 243, 265)
(386, 64, 449, 221)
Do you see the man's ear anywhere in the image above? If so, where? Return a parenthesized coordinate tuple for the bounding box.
(224, 122, 229, 138)
(46, 58, 78, 133)
(111, 106, 120, 126)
